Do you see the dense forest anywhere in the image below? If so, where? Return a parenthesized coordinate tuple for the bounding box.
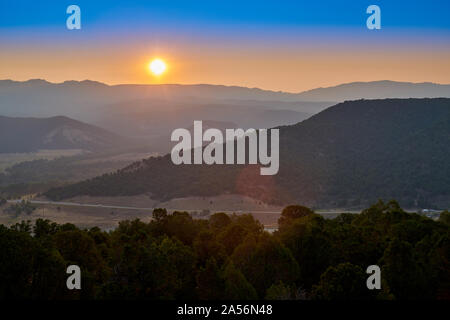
(1, 200, 449, 300)
(0, 157, 128, 188)
(45, 98, 450, 209)
(0, 154, 136, 198)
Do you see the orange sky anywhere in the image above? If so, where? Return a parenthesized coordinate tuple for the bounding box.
(1, 31, 450, 92)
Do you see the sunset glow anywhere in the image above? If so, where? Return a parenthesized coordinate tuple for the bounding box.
(149, 59, 167, 76)
(1, 1, 449, 91)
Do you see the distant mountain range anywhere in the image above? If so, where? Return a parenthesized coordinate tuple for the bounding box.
(1, 79, 449, 106)
(0, 79, 321, 142)
(0, 79, 323, 118)
(45, 98, 450, 209)
(0, 115, 130, 153)
(1, 79, 449, 143)
(295, 81, 450, 102)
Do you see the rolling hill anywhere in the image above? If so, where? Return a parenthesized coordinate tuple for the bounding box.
(97, 98, 312, 140)
(45, 98, 450, 209)
(0, 115, 131, 153)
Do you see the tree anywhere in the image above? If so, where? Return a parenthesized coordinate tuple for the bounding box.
(232, 233, 299, 298)
(163, 211, 200, 245)
(381, 239, 428, 299)
(30, 245, 67, 299)
(159, 237, 197, 299)
(152, 208, 168, 222)
(54, 229, 109, 299)
(439, 210, 450, 226)
(216, 224, 248, 255)
(278, 205, 314, 231)
(311, 263, 372, 300)
(196, 258, 225, 300)
(209, 212, 231, 230)
(265, 281, 292, 300)
(278, 214, 334, 290)
(193, 230, 226, 265)
(102, 237, 179, 299)
(34, 219, 59, 239)
(223, 262, 258, 300)
(0, 226, 35, 298)
(412, 231, 450, 299)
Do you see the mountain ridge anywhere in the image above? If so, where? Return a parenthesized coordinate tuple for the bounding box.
(2, 78, 450, 98)
(44, 98, 450, 209)
(0, 115, 131, 153)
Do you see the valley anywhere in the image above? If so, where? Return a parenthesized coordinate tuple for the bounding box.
(0, 195, 353, 231)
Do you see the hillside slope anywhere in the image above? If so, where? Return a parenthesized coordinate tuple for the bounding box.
(0, 115, 130, 153)
(45, 98, 450, 209)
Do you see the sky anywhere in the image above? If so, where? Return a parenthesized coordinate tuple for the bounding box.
(1, 0, 450, 92)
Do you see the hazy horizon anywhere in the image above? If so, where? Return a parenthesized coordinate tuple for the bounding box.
(3, 78, 450, 94)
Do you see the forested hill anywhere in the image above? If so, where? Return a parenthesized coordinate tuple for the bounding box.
(45, 98, 450, 209)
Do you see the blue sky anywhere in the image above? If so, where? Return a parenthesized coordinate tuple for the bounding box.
(1, 0, 449, 30)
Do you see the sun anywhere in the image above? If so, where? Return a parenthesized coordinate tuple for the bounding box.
(149, 59, 167, 76)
